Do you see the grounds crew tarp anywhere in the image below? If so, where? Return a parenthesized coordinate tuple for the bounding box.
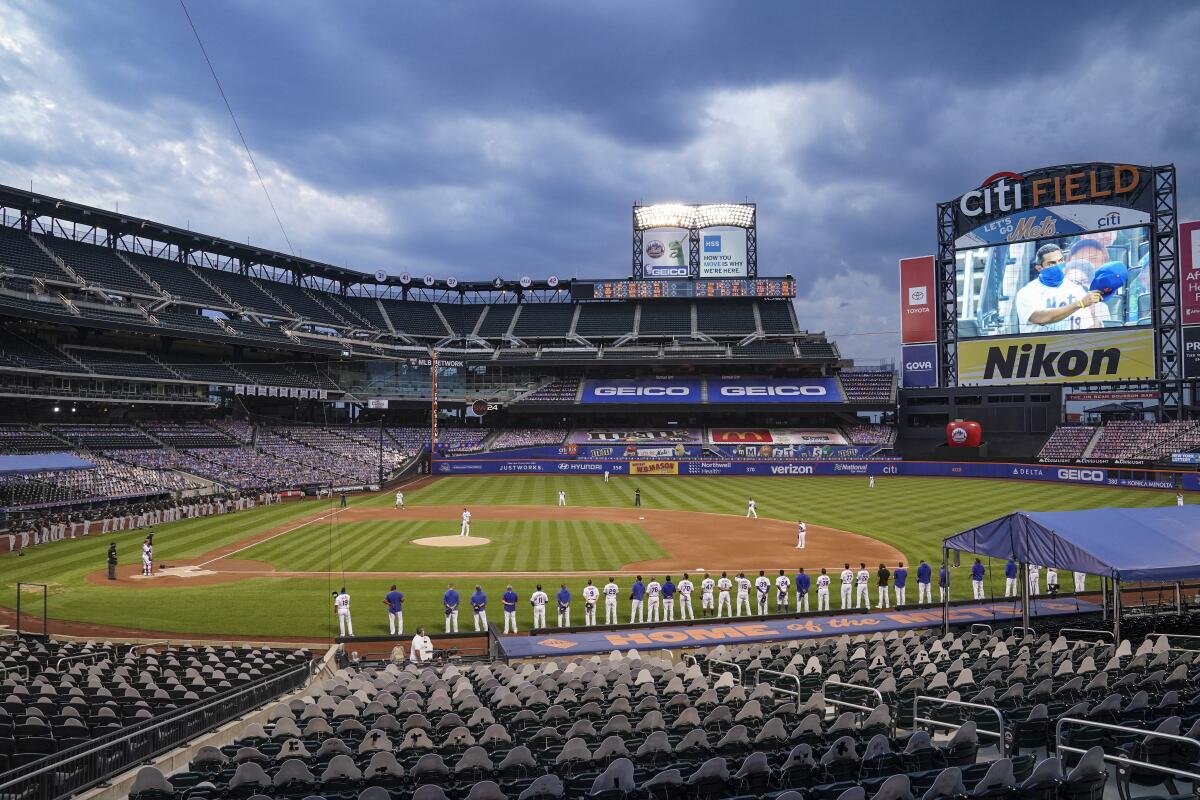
(943, 507, 1200, 583)
(0, 453, 94, 475)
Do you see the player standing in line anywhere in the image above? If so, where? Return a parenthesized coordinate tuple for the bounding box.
(471, 585, 488, 631)
(582, 579, 599, 626)
(840, 563, 854, 609)
(796, 520, 806, 549)
(1028, 564, 1041, 596)
(746, 498, 758, 519)
(661, 576, 676, 622)
(558, 489, 567, 507)
(1046, 566, 1059, 595)
(937, 562, 950, 603)
(816, 568, 831, 611)
(443, 583, 460, 633)
(646, 577, 662, 622)
(1005, 559, 1018, 597)
(713, 573, 729, 617)
(893, 563, 907, 606)
(459, 508, 471, 537)
(530, 584, 548, 629)
(775, 569, 791, 614)
(629, 576, 645, 623)
(735, 572, 751, 616)
(855, 563, 871, 609)
(394, 490, 404, 509)
(971, 558, 986, 600)
(384, 584, 404, 636)
(754, 570, 771, 615)
(141, 536, 153, 576)
(917, 560, 932, 604)
(1073, 571, 1086, 593)
(876, 563, 891, 608)
(795, 567, 810, 613)
(333, 588, 353, 637)
(502, 585, 519, 634)
(603, 577, 619, 625)
(556, 584, 572, 627)
(678, 574, 694, 620)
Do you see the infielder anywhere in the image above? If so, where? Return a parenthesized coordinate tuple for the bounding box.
(1179, 492, 1185, 507)
(917, 560, 932, 604)
(646, 577, 662, 622)
(1005, 559, 1019, 597)
(502, 585, 519, 634)
(840, 563, 854, 609)
(855, 563, 871, 609)
(629, 577, 645, 623)
(677, 573, 694, 620)
(796, 520, 806, 549)
(530, 584, 548, 629)
(558, 489, 567, 507)
(735, 573, 751, 616)
(471, 585, 488, 631)
(333, 588, 353, 637)
(603, 577, 619, 625)
(443, 584, 460, 633)
(394, 491, 404, 509)
(384, 584, 404, 636)
(816, 568, 831, 611)
(775, 570, 791, 614)
(459, 508, 471, 537)
(582, 579, 599, 626)
(556, 584, 571, 627)
(746, 498, 758, 519)
(716, 573, 732, 616)
(661, 577, 676, 622)
(141, 536, 153, 576)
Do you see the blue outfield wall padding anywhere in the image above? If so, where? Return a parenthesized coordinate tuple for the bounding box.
(496, 598, 1100, 659)
(0, 453, 94, 475)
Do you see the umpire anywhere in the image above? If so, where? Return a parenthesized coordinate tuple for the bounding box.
(107, 542, 118, 580)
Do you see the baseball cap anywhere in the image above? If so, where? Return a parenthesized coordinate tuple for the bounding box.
(1090, 261, 1129, 295)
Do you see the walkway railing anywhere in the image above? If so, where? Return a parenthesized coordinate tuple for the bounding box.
(753, 668, 801, 700)
(1055, 717, 1200, 787)
(913, 695, 1006, 757)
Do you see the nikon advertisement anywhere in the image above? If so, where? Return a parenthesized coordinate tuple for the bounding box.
(957, 328, 1155, 386)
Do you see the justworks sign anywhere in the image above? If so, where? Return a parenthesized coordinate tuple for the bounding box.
(957, 329, 1155, 386)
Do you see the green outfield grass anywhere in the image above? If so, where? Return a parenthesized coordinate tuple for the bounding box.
(0, 475, 1181, 639)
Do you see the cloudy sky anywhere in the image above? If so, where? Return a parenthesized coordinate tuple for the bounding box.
(2, 0, 1198, 361)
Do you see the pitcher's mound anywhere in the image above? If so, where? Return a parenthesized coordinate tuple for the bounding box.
(412, 536, 492, 548)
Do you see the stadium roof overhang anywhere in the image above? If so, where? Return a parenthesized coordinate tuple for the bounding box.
(0, 453, 94, 474)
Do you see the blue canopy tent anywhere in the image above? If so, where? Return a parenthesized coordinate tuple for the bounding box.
(0, 453, 94, 475)
(943, 507, 1200, 639)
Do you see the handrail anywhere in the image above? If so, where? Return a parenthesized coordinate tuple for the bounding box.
(753, 668, 801, 699)
(0, 664, 29, 681)
(1055, 717, 1200, 783)
(969, 624, 993, 635)
(125, 640, 169, 657)
(705, 658, 742, 685)
(913, 695, 1006, 757)
(54, 651, 109, 672)
(1149, 633, 1200, 645)
(822, 680, 884, 714)
(1059, 628, 1115, 643)
(1009, 626, 1036, 639)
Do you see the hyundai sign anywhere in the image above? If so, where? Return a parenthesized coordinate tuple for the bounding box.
(902, 343, 938, 388)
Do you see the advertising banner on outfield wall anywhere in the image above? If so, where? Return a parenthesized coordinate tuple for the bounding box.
(957, 328, 1156, 386)
(902, 343, 939, 388)
(699, 227, 748, 278)
(707, 377, 844, 404)
(899, 256, 937, 344)
(1182, 221, 1200, 326)
(642, 227, 691, 279)
(630, 460, 679, 476)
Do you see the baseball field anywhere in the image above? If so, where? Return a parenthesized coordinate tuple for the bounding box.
(0, 474, 1181, 640)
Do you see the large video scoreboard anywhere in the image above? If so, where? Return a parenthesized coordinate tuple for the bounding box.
(573, 277, 796, 300)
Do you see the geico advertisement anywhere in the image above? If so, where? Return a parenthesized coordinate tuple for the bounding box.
(958, 328, 1155, 385)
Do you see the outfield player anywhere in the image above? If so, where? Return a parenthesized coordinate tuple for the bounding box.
(1073, 571, 1086, 593)
(1028, 564, 1041, 596)
(471, 585, 488, 631)
(582, 579, 599, 626)
(443, 583, 460, 633)
(735, 572, 751, 616)
(530, 584, 548, 629)
(917, 560, 932, 604)
(796, 520, 806, 549)
(754, 570, 771, 615)
(502, 585, 519, 633)
(816, 568, 831, 611)
(558, 489, 567, 507)
(460, 508, 471, 537)
(893, 563, 907, 606)
(716, 572, 732, 616)
(746, 498, 758, 519)
(394, 490, 404, 509)
(775, 569, 791, 613)
(876, 563, 891, 608)
(1179, 492, 1185, 507)
(840, 563, 854, 609)
(629, 576, 645, 623)
(333, 588, 353, 637)
(646, 577, 662, 622)
(1005, 559, 1019, 597)
(603, 577, 619, 625)
(384, 584, 404, 636)
(795, 567, 810, 612)
(556, 584, 572, 627)
(855, 563, 871, 609)
(603, 469, 609, 483)
(678, 573, 694, 620)
(971, 558, 986, 600)
(868, 476, 875, 489)
(938, 562, 950, 603)
(661, 576, 676, 622)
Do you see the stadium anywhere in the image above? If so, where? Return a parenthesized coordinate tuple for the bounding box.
(1, 7, 1199, 800)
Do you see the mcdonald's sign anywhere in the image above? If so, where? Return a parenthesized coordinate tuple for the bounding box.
(711, 429, 774, 443)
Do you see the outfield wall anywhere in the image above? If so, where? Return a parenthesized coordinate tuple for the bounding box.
(434, 456, 1190, 490)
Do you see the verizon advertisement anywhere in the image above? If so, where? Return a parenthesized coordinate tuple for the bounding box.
(899, 256, 936, 344)
(1181, 221, 1200, 326)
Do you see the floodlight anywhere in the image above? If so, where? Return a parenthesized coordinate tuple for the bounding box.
(634, 202, 755, 230)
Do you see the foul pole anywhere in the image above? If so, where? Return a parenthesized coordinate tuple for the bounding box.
(430, 348, 439, 468)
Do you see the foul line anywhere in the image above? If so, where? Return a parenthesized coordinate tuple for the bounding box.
(196, 507, 344, 568)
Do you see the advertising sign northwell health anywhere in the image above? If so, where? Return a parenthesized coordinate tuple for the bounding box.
(956, 328, 1155, 386)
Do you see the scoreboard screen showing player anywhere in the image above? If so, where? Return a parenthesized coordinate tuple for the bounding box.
(955, 226, 1151, 339)
(578, 278, 796, 300)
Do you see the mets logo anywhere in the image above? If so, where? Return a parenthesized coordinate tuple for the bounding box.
(537, 639, 577, 650)
(645, 240, 665, 258)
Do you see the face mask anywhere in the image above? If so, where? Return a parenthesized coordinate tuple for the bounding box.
(1038, 265, 1064, 287)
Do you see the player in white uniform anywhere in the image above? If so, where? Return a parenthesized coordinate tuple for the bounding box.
(582, 580, 599, 626)
(141, 537, 153, 576)
(459, 508, 471, 537)
(1015, 243, 1102, 334)
(678, 574, 694, 620)
(795, 520, 806, 549)
(603, 470, 610, 483)
(1178, 492, 1185, 507)
(840, 563, 854, 609)
(734, 573, 751, 616)
(646, 578, 662, 622)
(775, 570, 791, 614)
(394, 491, 404, 509)
(603, 578, 619, 625)
(1073, 571, 1086, 593)
(700, 575, 716, 616)
(1028, 564, 1041, 596)
(868, 476, 875, 489)
(333, 588, 353, 637)
(754, 571, 771, 615)
(558, 489, 567, 507)
(530, 585, 548, 629)
(855, 563, 871, 609)
(1046, 567, 1059, 594)
(816, 568, 831, 611)
(715, 573, 731, 616)
(746, 498, 758, 519)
